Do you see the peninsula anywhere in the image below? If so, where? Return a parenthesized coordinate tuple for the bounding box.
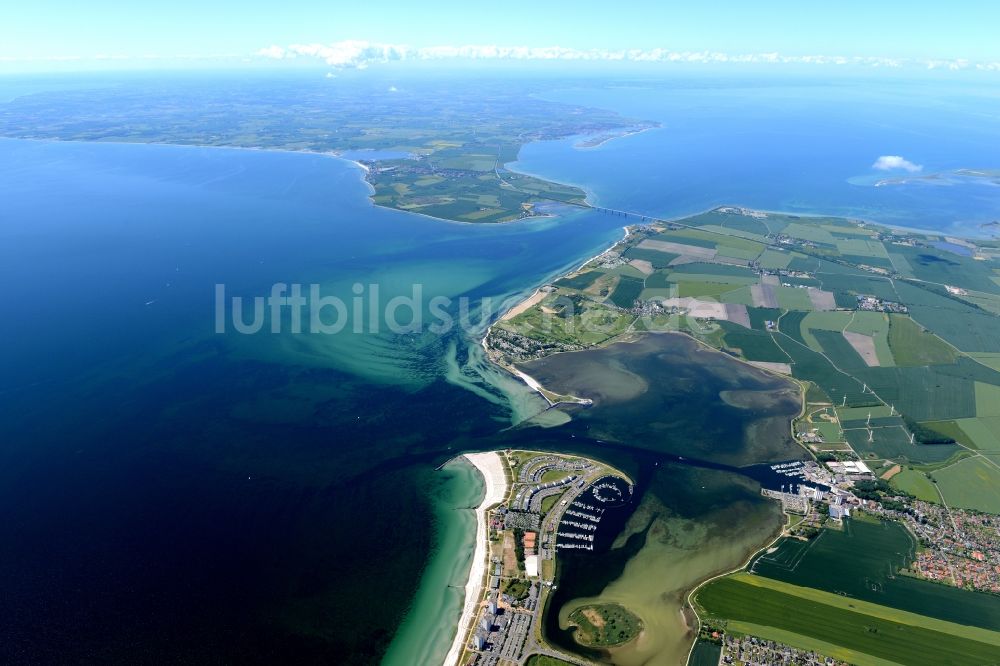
(447, 450, 634, 666)
(0, 79, 656, 225)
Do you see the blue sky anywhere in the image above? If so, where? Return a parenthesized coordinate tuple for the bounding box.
(3, 0, 1000, 72)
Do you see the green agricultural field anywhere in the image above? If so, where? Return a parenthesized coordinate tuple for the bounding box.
(758, 248, 793, 269)
(846, 426, 959, 463)
(647, 228, 718, 249)
(718, 285, 754, 305)
(835, 237, 889, 258)
(670, 272, 759, 286)
(696, 574, 1000, 666)
(724, 622, 900, 666)
(933, 456, 1000, 513)
(775, 286, 814, 310)
(696, 209, 779, 235)
(888, 468, 940, 502)
(969, 352, 1000, 372)
(687, 639, 722, 666)
(644, 271, 675, 289)
(783, 223, 838, 245)
(887, 314, 959, 366)
(954, 416, 1000, 450)
(607, 275, 645, 308)
(816, 273, 898, 308)
(677, 281, 749, 298)
(975, 381, 1000, 417)
(623, 247, 678, 268)
(716, 245, 763, 260)
(836, 405, 895, 421)
(721, 324, 789, 363)
(812, 330, 869, 371)
(893, 245, 1000, 293)
(697, 224, 767, 242)
(855, 363, 979, 422)
(778, 311, 809, 345)
(749, 520, 1000, 630)
(811, 420, 843, 443)
(670, 262, 758, 278)
(894, 282, 1000, 353)
(778, 334, 875, 407)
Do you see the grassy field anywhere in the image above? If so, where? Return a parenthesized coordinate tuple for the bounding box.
(888, 468, 940, 502)
(887, 314, 959, 366)
(720, 324, 790, 362)
(696, 573, 1000, 666)
(934, 456, 1000, 513)
(954, 416, 1000, 450)
(846, 425, 959, 463)
(749, 520, 1000, 630)
(725, 621, 901, 666)
(895, 282, 1000, 353)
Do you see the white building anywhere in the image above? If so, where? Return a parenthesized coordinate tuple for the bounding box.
(829, 504, 850, 519)
(525, 554, 539, 578)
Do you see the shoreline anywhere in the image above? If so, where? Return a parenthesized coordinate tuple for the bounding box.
(574, 124, 659, 149)
(0, 137, 582, 229)
(480, 223, 634, 408)
(443, 451, 509, 666)
(480, 198, 996, 407)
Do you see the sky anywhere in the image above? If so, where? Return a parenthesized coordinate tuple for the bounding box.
(3, 0, 1000, 73)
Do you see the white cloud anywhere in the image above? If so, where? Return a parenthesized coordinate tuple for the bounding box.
(872, 155, 923, 172)
(253, 41, 958, 70)
(256, 45, 287, 60)
(273, 40, 407, 68)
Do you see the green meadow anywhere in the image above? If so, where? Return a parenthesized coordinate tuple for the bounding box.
(696, 574, 1000, 666)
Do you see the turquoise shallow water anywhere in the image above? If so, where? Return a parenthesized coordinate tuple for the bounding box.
(382, 457, 483, 665)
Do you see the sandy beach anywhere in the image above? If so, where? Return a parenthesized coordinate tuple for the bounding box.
(443, 451, 509, 666)
(499, 288, 547, 322)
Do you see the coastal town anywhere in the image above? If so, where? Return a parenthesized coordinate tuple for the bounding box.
(754, 458, 1000, 592)
(714, 632, 849, 666)
(447, 451, 633, 666)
